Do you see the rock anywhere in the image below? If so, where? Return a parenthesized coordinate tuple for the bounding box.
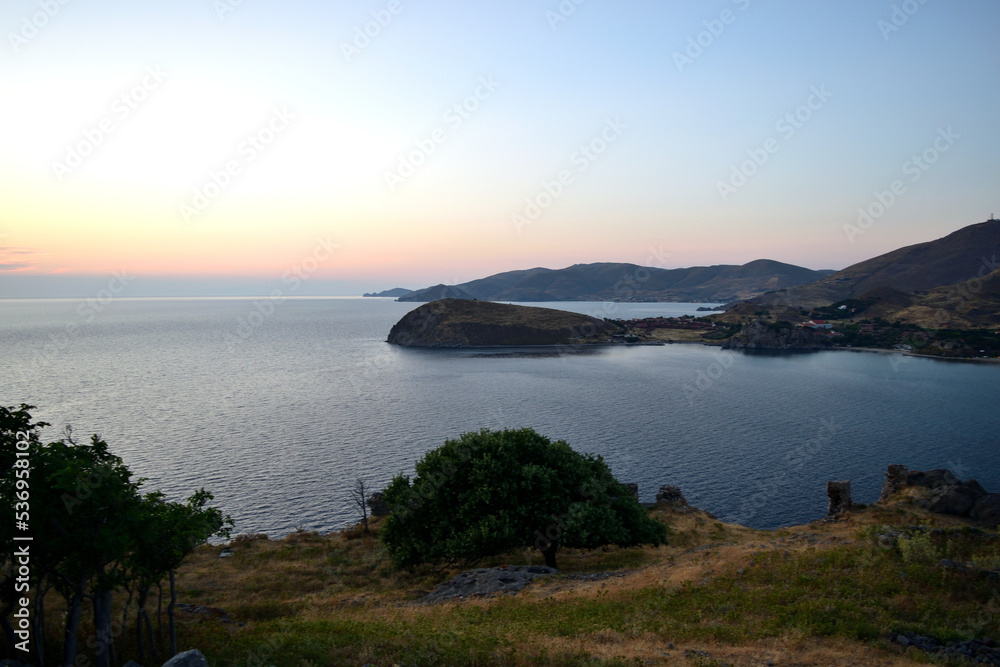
(174, 604, 237, 625)
(655, 485, 686, 505)
(367, 491, 390, 517)
(123, 662, 144, 667)
(162, 649, 208, 667)
(928, 480, 987, 516)
(973, 493, 1000, 527)
(879, 464, 909, 502)
(908, 468, 959, 489)
(622, 483, 639, 500)
(420, 565, 558, 603)
(826, 480, 851, 516)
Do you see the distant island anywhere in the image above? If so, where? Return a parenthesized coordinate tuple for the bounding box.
(363, 288, 413, 298)
(387, 299, 619, 347)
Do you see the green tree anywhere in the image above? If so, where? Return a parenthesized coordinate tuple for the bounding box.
(380, 428, 666, 569)
(0, 405, 232, 665)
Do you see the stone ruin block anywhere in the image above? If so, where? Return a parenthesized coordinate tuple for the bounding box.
(827, 480, 852, 516)
(655, 484, 686, 505)
(879, 464, 908, 503)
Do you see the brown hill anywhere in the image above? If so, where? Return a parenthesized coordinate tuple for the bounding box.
(399, 260, 832, 303)
(747, 219, 1000, 310)
(870, 268, 1000, 328)
(387, 299, 618, 347)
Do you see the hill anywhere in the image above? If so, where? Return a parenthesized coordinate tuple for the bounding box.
(363, 287, 413, 298)
(399, 260, 832, 303)
(746, 219, 1000, 310)
(857, 268, 1000, 329)
(387, 299, 618, 347)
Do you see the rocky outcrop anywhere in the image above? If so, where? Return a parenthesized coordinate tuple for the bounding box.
(973, 494, 1000, 526)
(419, 565, 558, 603)
(387, 299, 617, 348)
(928, 480, 987, 516)
(878, 464, 997, 526)
(908, 468, 960, 488)
(162, 649, 209, 667)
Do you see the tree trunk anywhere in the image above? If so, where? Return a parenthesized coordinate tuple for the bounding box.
(0, 616, 14, 658)
(31, 587, 45, 667)
(121, 583, 134, 660)
(156, 581, 164, 646)
(541, 542, 558, 569)
(63, 583, 85, 667)
(141, 607, 158, 660)
(136, 587, 146, 662)
(93, 588, 114, 667)
(168, 569, 177, 657)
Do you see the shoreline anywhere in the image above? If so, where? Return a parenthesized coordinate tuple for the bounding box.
(398, 339, 1000, 364)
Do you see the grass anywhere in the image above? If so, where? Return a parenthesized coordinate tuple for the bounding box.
(28, 499, 989, 664)
(150, 500, 1000, 666)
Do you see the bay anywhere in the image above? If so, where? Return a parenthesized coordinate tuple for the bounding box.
(1, 296, 997, 537)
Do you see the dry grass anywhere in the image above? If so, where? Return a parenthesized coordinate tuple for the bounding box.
(166, 502, 1000, 666)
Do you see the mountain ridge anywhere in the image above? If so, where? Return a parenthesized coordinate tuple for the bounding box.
(398, 260, 832, 303)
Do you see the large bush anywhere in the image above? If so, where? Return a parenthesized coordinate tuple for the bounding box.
(380, 428, 666, 569)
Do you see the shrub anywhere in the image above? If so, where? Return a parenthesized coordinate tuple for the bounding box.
(379, 428, 667, 569)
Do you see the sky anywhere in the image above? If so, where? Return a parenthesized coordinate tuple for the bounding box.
(1, 0, 998, 297)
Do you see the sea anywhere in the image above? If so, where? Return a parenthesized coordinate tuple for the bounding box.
(2, 296, 998, 537)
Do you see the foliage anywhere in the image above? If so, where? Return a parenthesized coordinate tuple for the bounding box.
(896, 532, 941, 565)
(0, 404, 232, 665)
(379, 428, 666, 569)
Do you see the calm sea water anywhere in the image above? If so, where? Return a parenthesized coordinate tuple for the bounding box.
(2, 297, 998, 536)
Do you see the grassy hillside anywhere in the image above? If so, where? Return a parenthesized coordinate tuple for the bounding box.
(167, 495, 1000, 666)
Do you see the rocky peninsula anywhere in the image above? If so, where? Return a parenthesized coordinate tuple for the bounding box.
(387, 298, 618, 347)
